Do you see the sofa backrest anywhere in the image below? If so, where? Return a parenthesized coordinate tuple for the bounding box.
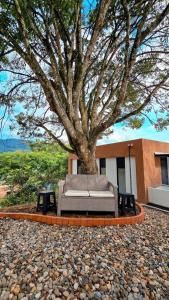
(65, 175, 88, 191)
(65, 174, 109, 192)
(87, 175, 109, 191)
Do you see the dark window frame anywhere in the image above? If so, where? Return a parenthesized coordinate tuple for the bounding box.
(77, 160, 81, 174)
(160, 157, 169, 185)
(116, 157, 126, 193)
(100, 158, 106, 175)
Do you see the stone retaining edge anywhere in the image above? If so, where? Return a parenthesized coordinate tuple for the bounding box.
(0, 203, 144, 226)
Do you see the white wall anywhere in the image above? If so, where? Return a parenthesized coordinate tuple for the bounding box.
(148, 186, 169, 207)
(125, 157, 137, 199)
(72, 160, 77, 174)
(106, 158, 117, 186)
(118, 169, 126, 193)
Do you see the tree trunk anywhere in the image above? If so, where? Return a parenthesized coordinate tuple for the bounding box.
(80, 155, 98, 174)
(77, 142, 98, 175)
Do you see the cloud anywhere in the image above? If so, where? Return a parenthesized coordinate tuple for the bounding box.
(97, 124, 169, 145)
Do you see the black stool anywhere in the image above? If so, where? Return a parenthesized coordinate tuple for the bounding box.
(37, 190, 57, 215)
(118, 193, 136, 216)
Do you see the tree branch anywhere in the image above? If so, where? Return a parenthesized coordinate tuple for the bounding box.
(39, 124, 75, 154)
(115, 73, 169, 124)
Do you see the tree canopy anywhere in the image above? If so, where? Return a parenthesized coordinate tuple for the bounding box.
(0, 0, 169, 173)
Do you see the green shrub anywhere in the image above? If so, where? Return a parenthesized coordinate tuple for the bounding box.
(0, 146, 68, 206)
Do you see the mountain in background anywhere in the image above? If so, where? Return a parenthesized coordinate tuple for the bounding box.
(0, 139, 30, 152)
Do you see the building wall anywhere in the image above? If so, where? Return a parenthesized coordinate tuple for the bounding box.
(72, 160, 77, 175)
(68, 139, 169, 204)
(141, 139, 169, 202)
(71, 156, 138, 198)
(148, 186, 169, 207)
(69, 139, 143, 201)
(125, 157, 137, 198)
(106, 158, 117, 186)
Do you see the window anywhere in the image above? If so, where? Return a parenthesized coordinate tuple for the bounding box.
(117, 157, 125, 169)
(77, 160, 81, 174)
(116, 157, 126, 193)
(160, 157, 169, 185)
(100, 158, 106, 175)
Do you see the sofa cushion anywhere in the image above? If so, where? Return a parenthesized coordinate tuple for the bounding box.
(64, 190, 89, 197)
(89, 191, 114, 197)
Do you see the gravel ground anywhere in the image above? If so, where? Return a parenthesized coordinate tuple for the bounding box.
(0, 207, 169, 300)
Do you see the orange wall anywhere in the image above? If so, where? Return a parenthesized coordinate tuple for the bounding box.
(142, 139, 169, 202)
(68, 139, 169, 204)
(69, 139, 142, 159)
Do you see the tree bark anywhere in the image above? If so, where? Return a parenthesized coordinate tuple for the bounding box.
(76, 142, 98, 175)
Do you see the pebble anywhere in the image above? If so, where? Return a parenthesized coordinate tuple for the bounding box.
(0, 208, 168, 299)
(11, 284, 21, 295)
(93, 291, 102, 299)
(35, 292, 41, 299)
(84, 265, 90, 273)
(95, 283, 100, 289)
(80, 292, 86, 299)
(1, 290, 10, 300)
(164, 280, 169, 287)
(63, 291, 69, 297)
(132, 287, 139, 293)
(63, 269, 68, 277)
(128, 294, 134, 300)
(43, 271, 48, 277)
(74, 282, 79, 290)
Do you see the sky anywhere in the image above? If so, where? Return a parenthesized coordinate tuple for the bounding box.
(98, 123, 169, 145)
(0, 72, 169, 143)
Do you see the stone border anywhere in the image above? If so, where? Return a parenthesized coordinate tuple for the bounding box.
(0, 203, 144, 226)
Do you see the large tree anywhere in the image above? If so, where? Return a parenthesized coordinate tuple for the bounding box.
(0, 0, 169, 173)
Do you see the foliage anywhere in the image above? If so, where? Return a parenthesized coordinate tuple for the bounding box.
(0, 0, 169, 173)
(29, 141, 68, 153)
(0, 146, 68, 206)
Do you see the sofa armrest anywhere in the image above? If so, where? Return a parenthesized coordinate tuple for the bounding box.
(57, 180, 65, 216)
(108, 181, 114, 193)
(108, 182, 118, 197)
(108, 182, 118, 217)
(58, 180, 65, 194)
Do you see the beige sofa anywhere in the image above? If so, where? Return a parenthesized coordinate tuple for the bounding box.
(57, 175, 118, 217)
